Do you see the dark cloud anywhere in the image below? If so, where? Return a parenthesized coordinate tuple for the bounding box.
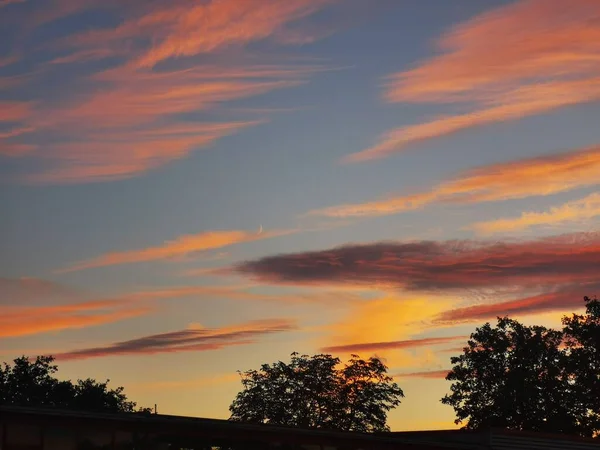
(236, 232, 600, 291)
(55, 318, 296, 360)
(321, 336, 466, 354)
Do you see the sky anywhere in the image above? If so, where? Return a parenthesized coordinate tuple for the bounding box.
(1, 0, 600, 431)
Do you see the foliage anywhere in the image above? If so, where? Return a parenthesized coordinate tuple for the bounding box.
(229, 352, 403, 432)
(0, 355, 148, 413)
(443, 297, 600, 437)
(562, 296, 600, 435)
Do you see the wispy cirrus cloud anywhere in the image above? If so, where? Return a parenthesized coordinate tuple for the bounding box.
(54, 318, 297, 360)
(346, 0, 600, 162)
(60, 0, 336, 69)
(1, 0, 339, 184)
(310, 145, 600, 218)
(469, 192, 600, 235)
(59, 227, 294, 272)
(236, 231, 600, 292)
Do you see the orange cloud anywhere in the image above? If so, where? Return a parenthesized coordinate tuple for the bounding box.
(0, 301, 154, 338)
(59, 227, 294, 272)
(436, 282, 600, 324)
(54, 318, 297, 360)
(132, 0, 335, 68)
(21, 121, 261, 184)
(0, 277, 353, 338)
(0, 101, 32, 123)
(10, 64, 322, 183)
(57, 0, 334, 68)
(469, 192, 600, 235)
(347, 0, 600, 161)
(393, 370, 450, 380)
(322, 336, 466, 354)
(315, 295, 456, 368)
(3, 0, 337, 184)
(311, 145, 600, 218)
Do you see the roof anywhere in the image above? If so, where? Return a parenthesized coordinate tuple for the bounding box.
(0, 405, 451, 450)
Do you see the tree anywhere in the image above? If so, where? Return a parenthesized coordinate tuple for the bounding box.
(0, 355, 148, 413)
(229, 352, 403, 432)
(441, 317, 584, 435)
(562, 296, 600, 435)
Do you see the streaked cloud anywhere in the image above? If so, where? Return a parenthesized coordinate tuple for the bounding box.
(236, 231, 600, 291)
(436, 282, 600, 324)
(0, 300, 154, 338)
(0, 101, 32, 123)
(311, 145, 600, 218)
(59, 0, 335, 69)
(0, 278, 325, 338)
(469, 192, 600, 235)
(59, 227, 294, 272)
(347, 0, 600, 162)
(393, 370, 450, 380)
(1, 1, 338, 184)
(322, 336, 465, 354)
(54, 318, 297, 360)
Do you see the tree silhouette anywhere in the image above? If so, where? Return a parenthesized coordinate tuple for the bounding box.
(229, 352, 403, 432)
(562, 296, 600, 435)
(442, 297, 600, 437)
(0, 355, 149, 413)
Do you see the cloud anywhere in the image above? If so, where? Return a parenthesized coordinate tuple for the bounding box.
(311, 145, 600, 218)
(0, 0, 26, 8)
(469, 192, 600, 235)
(236, 231, 600, 292)
(393, 370, 450, 380)
(2, 1, 338, 184)
(59, 227, 295, 272)
(347, 0, 600, 162)
(1, 278, 315, 338)
(322, 336, 466, 354)
(59, 0, 335, 69)
(436, 282, 600, 324)
(0, 277, 82, 306)
(0, 102, 32, 123)
(0, 300, 154, 338)
(54, 318, 296, 360)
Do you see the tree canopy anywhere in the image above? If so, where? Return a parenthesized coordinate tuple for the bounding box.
(0, 355, 149, 413)
(442, 296, 600, 437)
(229, 352, 403, 432)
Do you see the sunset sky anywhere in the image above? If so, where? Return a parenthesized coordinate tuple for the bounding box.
(2, 0, 600, 431)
